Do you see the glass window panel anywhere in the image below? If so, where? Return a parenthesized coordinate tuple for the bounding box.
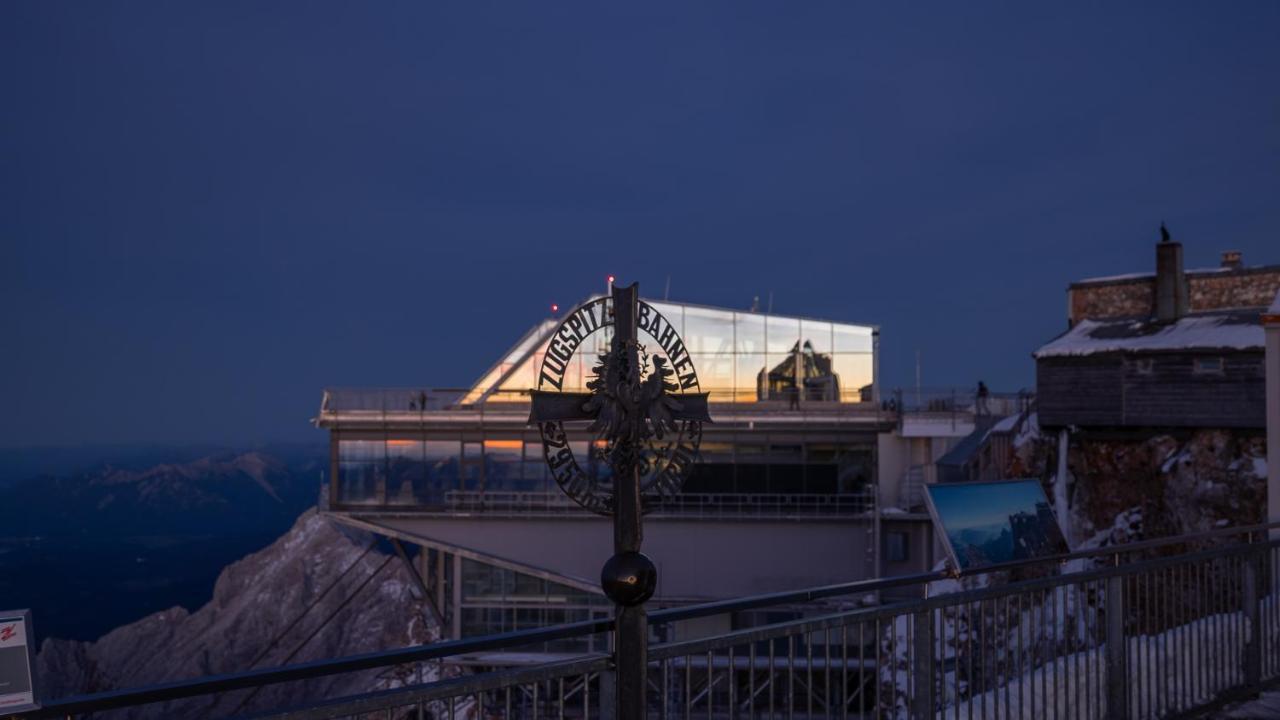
(805, 464, 837, 494)
(337, 439, 384, 504)
(800, 320, 834, 354)
(735, 313, 766, 353)
(497, 350, 587, 396)
(514, 573, 546, 598)
(492, 357, 537, 399)
(645, 302, 684, 337)
(523, 442, 548, 493)
(766, 316, 800, 353)
(734, 353, 766, 402)
(385, 439, 423, 505)
(690, 353, 733, 397)
(483, 438, 525, 492)
(461, 441, 483, 492)
(562, 353, 587, 393)
(768, 443, 804, 462)
(423, 440, 460, 503)
(762, 353, 798, 401)
(831, 354, 874, 401)
(682, 306, 734, 355)
(461, 319, 557, 403)
(768, 464, 804, 493)
(736, 463, 767, 493)
(587, 440, 612, 486)
(696, 442, 736, 462)
(833, 324, 874, 353)
(585, 325, 614, 356)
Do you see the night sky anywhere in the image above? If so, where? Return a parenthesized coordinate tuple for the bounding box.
(3, 2, 1278, 446)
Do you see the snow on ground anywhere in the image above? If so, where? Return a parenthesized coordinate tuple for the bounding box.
(945, 607, 1258, 720)
(989, 413, 1021, 435)
(1223, 689, 1280, 718)
(879, 578, 1273, 720)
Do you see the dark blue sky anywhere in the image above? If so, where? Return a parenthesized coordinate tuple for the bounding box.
(3, 2, 1278, 446)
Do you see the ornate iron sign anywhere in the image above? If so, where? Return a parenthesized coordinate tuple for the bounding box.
(528, 290, 712, 515)
(528, 282, 711, 720)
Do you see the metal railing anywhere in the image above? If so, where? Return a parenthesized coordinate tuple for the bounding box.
(889, 387, 1032, 419)
(317, 386, 1032, 431)
(318, 386, 891, 415)
(19, 522, 1280, 720)
(433, 490, 877, 518)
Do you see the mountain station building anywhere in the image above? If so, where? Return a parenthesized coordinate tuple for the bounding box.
(313, 295, 1012, 658)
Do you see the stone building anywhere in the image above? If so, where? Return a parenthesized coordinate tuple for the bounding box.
(1025, 231, 1278, 540)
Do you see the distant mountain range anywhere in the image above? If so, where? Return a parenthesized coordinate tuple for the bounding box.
(0, 446, 327, 641)
(37, 509, 434, 717)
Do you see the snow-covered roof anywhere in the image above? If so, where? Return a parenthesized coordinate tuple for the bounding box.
(988, 413, 1021, 434)
(1073, 267, 1231, 285)
(1075, 271, 1153, 284)
(1034, 311, 1264, 358)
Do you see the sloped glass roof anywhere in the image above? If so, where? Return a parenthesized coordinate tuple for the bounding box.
(464, 297, 876, 405)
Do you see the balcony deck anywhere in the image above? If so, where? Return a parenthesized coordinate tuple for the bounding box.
(325, 489, 879, 519)
(313, 386, 1030, 432)
(314, 387, 896, 431)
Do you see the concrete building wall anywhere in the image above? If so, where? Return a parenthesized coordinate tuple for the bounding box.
(878, 429, 965, 509)
(877, 433, 906, 509)
(354, 513, 921, 601)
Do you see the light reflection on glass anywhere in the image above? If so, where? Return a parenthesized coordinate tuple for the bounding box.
(467, 299, 875, 405)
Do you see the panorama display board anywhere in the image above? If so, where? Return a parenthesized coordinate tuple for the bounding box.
(924, 479, 1070, 571)
(0, 610, 37, 715)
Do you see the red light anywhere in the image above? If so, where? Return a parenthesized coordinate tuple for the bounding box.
(607, 275, 615, 283)
(551, 303, 559, 313)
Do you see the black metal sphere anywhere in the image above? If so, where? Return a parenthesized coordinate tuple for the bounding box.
(600, 551, 657, 606)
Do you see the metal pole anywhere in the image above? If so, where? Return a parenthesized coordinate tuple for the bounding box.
(1105, 570, 1127, 720)
(1244, 545, 1262, 691)
(605, 283, 652, 720)
(910, 608, 934, 719)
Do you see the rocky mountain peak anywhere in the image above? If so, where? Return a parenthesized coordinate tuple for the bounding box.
(37, 509, 435, 718)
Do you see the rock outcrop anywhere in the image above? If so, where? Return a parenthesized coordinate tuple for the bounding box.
(36, 509, 436, 718)
(1007, 417, 1267, 544)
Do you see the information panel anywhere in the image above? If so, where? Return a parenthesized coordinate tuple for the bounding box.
(925, 479, 1070, 571)
(0, 610, 37, 715)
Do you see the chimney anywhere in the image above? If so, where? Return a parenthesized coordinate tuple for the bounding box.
(1221, 250, 1243, 270)
(1155, 225, 1188, 322)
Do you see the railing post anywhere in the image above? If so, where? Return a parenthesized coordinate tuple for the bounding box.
(911, 608, 934, 720)
(1105, 571, 1127, 720)
(600, 666, 617, 720)
(1244, 544, 1262, 691)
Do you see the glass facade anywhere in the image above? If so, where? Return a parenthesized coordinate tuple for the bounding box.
(469, 299, 876, 404)
(335, 431, 873, 505)
(459, 559, 610, 652)
(327, 299, 881, 509)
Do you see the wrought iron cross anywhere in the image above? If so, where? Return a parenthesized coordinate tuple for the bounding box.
(527, 282, 710, 720)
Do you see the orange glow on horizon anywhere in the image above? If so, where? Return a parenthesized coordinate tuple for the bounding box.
(483, 439, 523, 450)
